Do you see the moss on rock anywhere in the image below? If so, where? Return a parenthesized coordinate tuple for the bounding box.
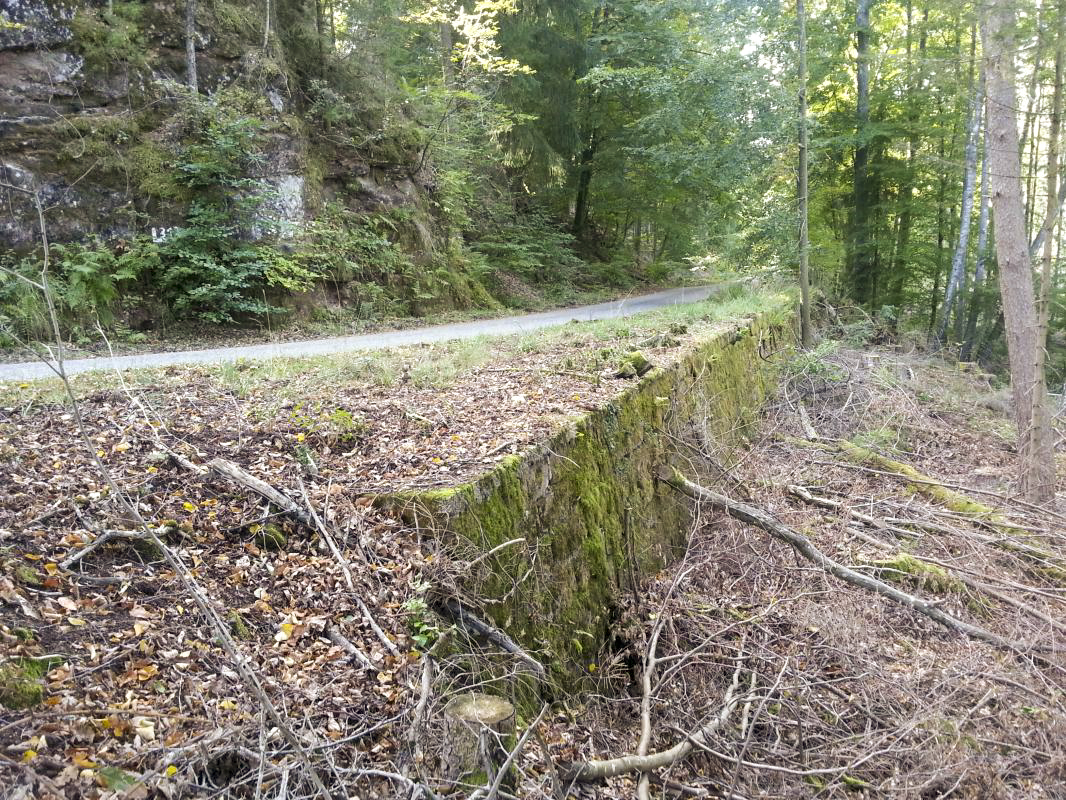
(614, 351, 653, 378)
(0, 656, 61, 711)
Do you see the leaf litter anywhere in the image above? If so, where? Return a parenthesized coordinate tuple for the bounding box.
(0, 310, 735, 798)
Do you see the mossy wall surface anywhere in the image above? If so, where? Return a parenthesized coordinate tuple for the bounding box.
(400, 307, 791, 683)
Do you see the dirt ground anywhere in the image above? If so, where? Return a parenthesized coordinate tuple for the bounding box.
(2, 322, 1065, 799)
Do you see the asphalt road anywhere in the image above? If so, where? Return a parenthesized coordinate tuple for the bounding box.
(0, 285, 721, 382)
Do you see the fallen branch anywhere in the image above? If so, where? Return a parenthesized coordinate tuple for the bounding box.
(664, 469, 1022, 651)
(60, 527, 172, 570)
(559, 654, 744, 782)
(787, 485, 912, 537)
(208, 457, 315, 529)
(327, 626, 376, 672)
(844, 528, 1066, 636)
(437, 598, 546, 679)
(789, 483, 1066, 577)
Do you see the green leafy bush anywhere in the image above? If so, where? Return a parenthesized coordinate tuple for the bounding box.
(471, 210, 585, 284)
(0, 238, 151, 345)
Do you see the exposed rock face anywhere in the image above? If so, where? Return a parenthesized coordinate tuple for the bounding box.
(0, 0, 430, 251)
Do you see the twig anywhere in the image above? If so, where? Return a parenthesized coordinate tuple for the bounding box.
(475, 704, 548, 800)
(298, 477, 355, 588)
(467, 538, 526, 569)
(327, 626, 376, 672)
(359, 596, 401, 658)
(60, 527, 172, 570)
(560, 652, 745, 782)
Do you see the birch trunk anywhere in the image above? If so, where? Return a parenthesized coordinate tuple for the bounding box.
(936, 57, 983, 345)
(960, 118, 991, 361)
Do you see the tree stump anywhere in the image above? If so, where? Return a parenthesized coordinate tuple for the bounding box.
(440, 693, 515, 787)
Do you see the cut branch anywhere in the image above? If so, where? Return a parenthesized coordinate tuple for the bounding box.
(559, 655, 744, 783)
(437, 598, 546, 679)
(208, 458, 315, 529)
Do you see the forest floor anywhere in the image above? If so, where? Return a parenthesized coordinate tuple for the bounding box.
(2, 296, 1065, 799)
(0, 287, 765, 798)
(555, 342, 1066, 798)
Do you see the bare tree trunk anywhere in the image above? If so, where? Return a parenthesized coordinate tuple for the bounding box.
(961, 118, 992, 361)
(185, 0, 198, 93)
(1038, 0, 1065, 388)
(847, 0, 876, 306)
(798, 0, 812, 348)
(440, 20, 455, 83)
(889, 3, 928, 309)
(936, 51, 983, 345)
(981, 0, 1057, 503)
(262, 0, 271, 50)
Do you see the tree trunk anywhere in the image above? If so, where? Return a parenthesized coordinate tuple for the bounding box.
(981, 0, 1057, 503)
(798, 0, 812, 348)
(184, 0, 198, 93)
(1038, 0, 1065, 389)
(572, 135, 597, 239)
(440, 20, 455, 84)
(961, 118, 992, 361)
(936, 54, 983, 345)
(441, 693, 515, 785)
(889, 4, 928, 310)
(262, 0, 271, 50)
(847, 0, 876, 306)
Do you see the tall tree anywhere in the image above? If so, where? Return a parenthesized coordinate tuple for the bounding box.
(798, 0, 812, 348)
(185, 0, 198, 93)
(935, 44, 983, 346)
(847, 0, 876, 306)
(960, 116, 991, 360)
(1038, 0, 1066, 389)
(981, 0, 1057, 503)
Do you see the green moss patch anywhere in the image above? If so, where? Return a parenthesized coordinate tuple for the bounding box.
(0, 656, 62, 711)
(391, 309, 790, 685)
(868, 553, 964, 594)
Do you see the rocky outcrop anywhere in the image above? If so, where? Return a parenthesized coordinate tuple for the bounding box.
(0, 0, 432, 251)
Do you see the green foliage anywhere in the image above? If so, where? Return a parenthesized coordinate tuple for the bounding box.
(471, 210, 585, 284)
(0, 240, 151, 345)
(151, 90, 317, 323)
(402, 587, 441, 650)
(69, 2, 149, 76)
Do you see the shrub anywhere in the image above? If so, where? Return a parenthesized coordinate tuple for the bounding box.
(470, 210, 585, 284)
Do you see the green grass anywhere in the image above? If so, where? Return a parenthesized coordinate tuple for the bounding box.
(0, 285, 781, 408)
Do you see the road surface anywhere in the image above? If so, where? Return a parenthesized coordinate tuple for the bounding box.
(0, 285, 721, 382)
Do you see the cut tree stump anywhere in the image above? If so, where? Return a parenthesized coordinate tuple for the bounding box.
(441, 693, 515, 787)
